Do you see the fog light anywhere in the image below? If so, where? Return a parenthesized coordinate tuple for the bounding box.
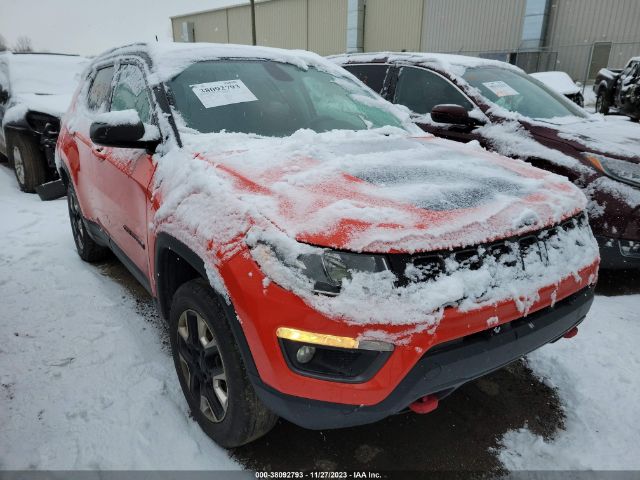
(296, 345, 316, 364)
(276, 327, 394, 382)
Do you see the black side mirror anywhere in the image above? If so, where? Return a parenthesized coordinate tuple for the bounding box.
(431, 104, 481, 127)
(90, 110, 160, 152)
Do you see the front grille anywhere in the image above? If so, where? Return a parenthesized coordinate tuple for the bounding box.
(386, 213, 588, 285)
(424, 287, 592, 359)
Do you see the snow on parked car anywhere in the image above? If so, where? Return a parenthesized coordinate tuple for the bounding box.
(56, 42, 599, 448)
(333, 52, 640, 270)
(531, 71, 584, 106)
(0, 52, 88, 192)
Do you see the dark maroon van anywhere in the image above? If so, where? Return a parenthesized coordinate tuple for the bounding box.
(331, 52, 640, 270)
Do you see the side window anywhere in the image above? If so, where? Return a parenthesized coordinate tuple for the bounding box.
(87, 66, 115, 112)
(345, 64, 389, 95)
(110, 64, 153, 124)
(393, 67, 474, 115)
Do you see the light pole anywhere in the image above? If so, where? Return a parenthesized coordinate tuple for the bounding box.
(250, 0, 257, 45)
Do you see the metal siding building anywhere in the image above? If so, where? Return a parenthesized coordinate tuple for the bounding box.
(171, 0, 640, 80)
(545, 0, 640, 78)
(420, 0, 527, 54)
(362, 0, 423, 52)
(308, 0, 347, 55)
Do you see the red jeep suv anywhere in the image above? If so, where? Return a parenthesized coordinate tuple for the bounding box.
(57, 43, 599, 447)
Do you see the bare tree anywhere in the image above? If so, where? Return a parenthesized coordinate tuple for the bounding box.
(12, 36, 33, 53)
(0, 34, 7, 52)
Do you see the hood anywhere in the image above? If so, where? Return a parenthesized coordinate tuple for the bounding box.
(179, 128, 586, 254)
(11, 93, 72, 118)
(524, 116, 640, 162)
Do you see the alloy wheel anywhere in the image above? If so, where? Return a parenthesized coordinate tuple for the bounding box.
(177, 309, 228, 423)
(68, 190, 85, 250)
(13, 145, 25, 184)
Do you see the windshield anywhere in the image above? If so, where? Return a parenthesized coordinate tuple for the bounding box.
(462, 66, 589, 120)
(10, 54, 87, 95)
(167, 60, 405, 137)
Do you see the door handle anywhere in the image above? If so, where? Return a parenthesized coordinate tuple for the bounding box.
(92, 146, 108, 160)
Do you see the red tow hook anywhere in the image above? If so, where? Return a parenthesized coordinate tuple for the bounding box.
(409, 394, 439, 414)
(563, 326, 579, 339)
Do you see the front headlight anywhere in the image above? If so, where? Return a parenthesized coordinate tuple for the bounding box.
(251, 240, 390, 296)
(298, 250, 389, 295)
(585, 153, 640, 188)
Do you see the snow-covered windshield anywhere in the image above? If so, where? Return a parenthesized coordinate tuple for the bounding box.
(10, 54, 87, 95)
(167, 60, 406, 136)
(463, 67, 589, 120)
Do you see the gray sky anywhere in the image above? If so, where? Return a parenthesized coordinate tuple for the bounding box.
(0, 0, 235, 56)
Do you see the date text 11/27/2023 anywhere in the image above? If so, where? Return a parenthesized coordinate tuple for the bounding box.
(255, 472, 383, 479)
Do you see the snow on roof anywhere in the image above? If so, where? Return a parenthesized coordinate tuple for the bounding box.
(93, 42, 352, 84)
(329, 51, 524, 77)
(530, 71, 581, 95)
(8, 52, 88, 95)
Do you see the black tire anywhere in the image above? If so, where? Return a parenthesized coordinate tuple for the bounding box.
(7, 131, 47, 193)
(67, 182, 109, 262)
(596, 90, 610, 115)
(169, 279, 278, 448)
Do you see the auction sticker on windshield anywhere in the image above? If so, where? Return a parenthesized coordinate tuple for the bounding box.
(482, 81, 519, 97)
(191, 79, 258, 108)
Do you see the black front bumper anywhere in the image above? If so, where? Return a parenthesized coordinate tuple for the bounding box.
(251, 287, 594, 430)
(597, 235, 640, 270)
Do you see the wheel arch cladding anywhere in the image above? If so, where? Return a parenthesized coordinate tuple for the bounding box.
(154, 233, 262, 379)
(154, 233, 206, 322)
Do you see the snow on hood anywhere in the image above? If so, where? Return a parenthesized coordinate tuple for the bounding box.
(2, 93, 73, 128)
(531, 71, 581, 96)
(159, 128, 586, 254)
(544, 116, 640, 161)
(472, 105, 639, 166)
(151, 128, 596, 326)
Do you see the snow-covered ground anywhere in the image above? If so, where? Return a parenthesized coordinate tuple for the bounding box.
(1, 164, 639, 472)
(497, 294, 640, 470)
(0, 166, 242, 471)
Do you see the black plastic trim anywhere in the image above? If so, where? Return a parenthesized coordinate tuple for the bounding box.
(279, 339, 392, 384)
(110, 239, 152, 294)
(153, 233, 262, 379)
(84, 218, 151, 293)
(250, 286, 594, 430)
(154, 233, 207, 320)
